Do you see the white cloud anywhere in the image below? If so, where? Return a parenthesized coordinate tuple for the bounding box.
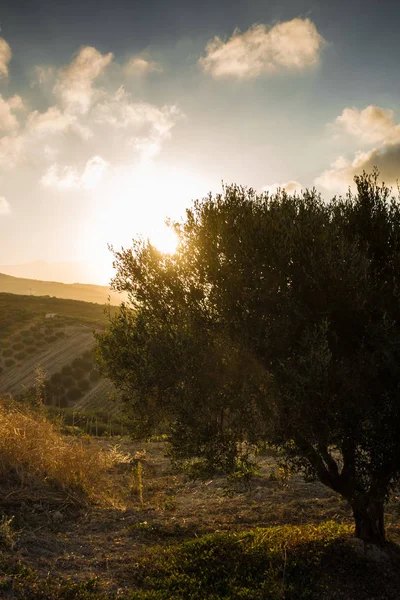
(26, 106, 92, 139)
(333, 105, 400, 145)
(317, 105, 400, 192)
(0, 96, 19, 131)
(93, 87, 182, 147)
(0, 39, 11, 78)
(8, 95, 24, 111)
(31, 65, 55, 87)
(263, 180, 303, 194)
(0, 196, 10, 215)
(53, 46, 113, 114)
(315, 143, 400, 192)
(124, 56, 162, 76)
(199, 18, 325, 79)
(41, 155, 109, 190)
(0, 135, 24, 169)
(80, 155, 109, 188)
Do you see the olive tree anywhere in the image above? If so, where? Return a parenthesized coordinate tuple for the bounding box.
(97, 172, 400, 545)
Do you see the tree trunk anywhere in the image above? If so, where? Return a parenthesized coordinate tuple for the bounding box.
(352, 499, 385, 545)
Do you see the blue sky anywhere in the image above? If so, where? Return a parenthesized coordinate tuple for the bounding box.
(1, 0, 400, 283)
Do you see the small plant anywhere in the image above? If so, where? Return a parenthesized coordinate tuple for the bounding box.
(132, 451, 146, 507)
(0, 515, 17, 550)
(227, 455, 261, 490)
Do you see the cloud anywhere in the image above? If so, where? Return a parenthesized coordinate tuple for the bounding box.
(0, 46, 181, 176)
(317, 105, 400, 192)
(199, 18, 325, 79)
(0, 39, 11, 78)
(31, 65, 55, 88)
(0, 96, 20, 132)
(315, 143, 400, 191)
(0, 196, 10, 215)
(53, 46, 113, 114)
(263, 180, 303, 194)
(0, 135, 24, 169)
(26, 106, 92, 139)
(333, 105, 400, 145)
(41, 155, 109, 190)
(124, 56, 162, 76)
(93, 86, 181, 134)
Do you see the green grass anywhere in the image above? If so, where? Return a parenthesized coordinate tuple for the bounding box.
(127, 522, 400, 599)
(2, 521, 400, 599)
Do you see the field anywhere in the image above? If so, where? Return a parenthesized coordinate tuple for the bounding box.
(0, 292, 122, 421)
(2, 431, 400, 599)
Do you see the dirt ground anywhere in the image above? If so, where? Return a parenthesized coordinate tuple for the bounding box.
(7, 439, 400, 596)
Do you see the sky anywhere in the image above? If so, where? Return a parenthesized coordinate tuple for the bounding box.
(1, 0, 400, 284)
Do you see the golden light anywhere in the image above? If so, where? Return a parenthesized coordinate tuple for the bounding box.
(149, 225, 179, 255)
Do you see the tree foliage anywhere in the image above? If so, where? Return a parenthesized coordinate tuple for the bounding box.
(97, 171, 400, 544)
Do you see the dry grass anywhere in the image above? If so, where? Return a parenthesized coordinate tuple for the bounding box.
(0, 396, 131, 507)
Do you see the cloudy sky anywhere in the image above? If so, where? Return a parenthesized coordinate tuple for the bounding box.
(1, 0, 400, 284)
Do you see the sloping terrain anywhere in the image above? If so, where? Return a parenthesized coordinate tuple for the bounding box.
(0, 292, 122, 418)
(2, 435, 400, 599)
(0, 272, 125, 305)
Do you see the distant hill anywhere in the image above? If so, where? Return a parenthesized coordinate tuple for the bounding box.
(0, 292, 122, 422)
(0, 272, 125, 305)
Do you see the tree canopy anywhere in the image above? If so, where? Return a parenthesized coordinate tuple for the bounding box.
(97, 171, 400, 544)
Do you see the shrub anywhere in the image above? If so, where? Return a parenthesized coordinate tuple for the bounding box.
(67, 387, 82, 402)
(78, 379, 90, 392)
(4, 359, 15, 368)
(74, 367, 86, 380)
(89, 369, 101, 383)
(15, 351, 26, 361)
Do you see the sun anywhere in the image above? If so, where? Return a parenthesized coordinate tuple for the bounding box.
(149, 225, 179, 255)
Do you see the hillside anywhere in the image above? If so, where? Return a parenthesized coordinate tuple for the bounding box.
(0, 292, 122, 423)
(0, 272, 125, 305)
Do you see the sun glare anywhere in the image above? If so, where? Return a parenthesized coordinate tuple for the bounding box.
(149, 225, 179, 255)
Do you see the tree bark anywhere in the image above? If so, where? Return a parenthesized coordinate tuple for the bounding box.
(352, 499, 385, 545)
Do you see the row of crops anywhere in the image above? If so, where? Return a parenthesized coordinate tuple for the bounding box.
(0, 318, 67, 373)
(41, 350, 103, 409)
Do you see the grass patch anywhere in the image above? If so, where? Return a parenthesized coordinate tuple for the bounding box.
(127, 522, 400, 599)
(0, 396, 129, 508)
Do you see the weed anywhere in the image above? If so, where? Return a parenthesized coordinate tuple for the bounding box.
(0, 515, 18, 550)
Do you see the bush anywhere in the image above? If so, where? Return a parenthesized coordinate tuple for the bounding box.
(74, 367, 86, 380)
(89, 369, 101, 383)
(78, 379, 90, 392)
(50, 372, 63, 385)
(67, 387, 82, 402)
(15, 351, 27, 361)
(4, 359, 15, 368)
(62, 375, 74, 388)
(2, 349, 13, 358)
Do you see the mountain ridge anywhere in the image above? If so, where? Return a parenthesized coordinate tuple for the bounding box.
(0, 272, 124, 305)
